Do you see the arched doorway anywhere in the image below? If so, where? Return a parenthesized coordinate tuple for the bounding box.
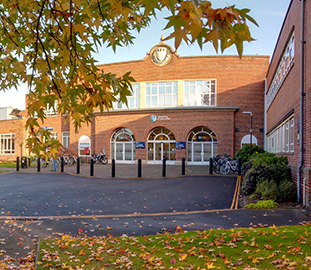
(187, 126, 218, 165)
(111, 128, 136, 163)
(78, 135, 91, 157)
(147, 127, 176, 164)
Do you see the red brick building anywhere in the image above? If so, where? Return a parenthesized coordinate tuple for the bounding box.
(265, 0, 310, 205)
(0, 42, 269, 167)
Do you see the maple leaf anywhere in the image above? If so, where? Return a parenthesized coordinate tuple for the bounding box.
(79, 249, 87, 256)
(206, 262, 216, 269)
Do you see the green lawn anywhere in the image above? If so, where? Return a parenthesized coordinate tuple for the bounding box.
(37, 224, 311, 269)
(0, 162, 16, 168)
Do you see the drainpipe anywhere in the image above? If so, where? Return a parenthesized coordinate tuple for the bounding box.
(298, 0, 305, 204)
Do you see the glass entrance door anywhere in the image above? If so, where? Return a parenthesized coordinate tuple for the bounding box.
(190, 142, 212, 164)
(149, 142, 175, 163)
(115, 142, 135, 163)
(154, 142, 170, 161)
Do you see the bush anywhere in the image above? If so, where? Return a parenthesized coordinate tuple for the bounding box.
(241, 152, 291, 196)
(246, 200, 278, 209)
(234, 144, 265, 164)
(279, 179, 296, 202)
(255, 180, 280, 201)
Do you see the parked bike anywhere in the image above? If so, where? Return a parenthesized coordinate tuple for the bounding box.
(212, 154, 239, 175)
(220, 159, 238, 175)
(91, 149, 108, 164)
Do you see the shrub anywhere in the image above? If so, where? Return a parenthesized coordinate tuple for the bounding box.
(246, 200, 278, 209)
(241, 152, 291, 196)
(234, 144, 265, 164)
(255, 180, 280, 202)
(278, 179, 296, 202)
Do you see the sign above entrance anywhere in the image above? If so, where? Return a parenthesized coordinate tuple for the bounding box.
(176, 142, 186, 149)
(136, 142, 145, 149)
(43, 126, 53, 131)
(150, 115, 171, 122)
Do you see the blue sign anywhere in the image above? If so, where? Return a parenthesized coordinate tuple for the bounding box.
(136, 142, 145, 149)
(176, 142, 186, 149)
(43, 126, 53, 131)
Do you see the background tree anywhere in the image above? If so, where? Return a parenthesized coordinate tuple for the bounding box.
(0, 0, 257, 155)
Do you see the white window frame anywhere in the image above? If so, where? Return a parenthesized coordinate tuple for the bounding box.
(0, 133, 15, 155)
(113, 84, 140, 110)
(290, 118, 294, 152)
(145, 81, 178, 108)
(267, 117, 294, 154)
(266, 32, 295, 109)
(62, 132, 70, 148)
(51, 132, 58, 140)
(184, 80, 216, 107)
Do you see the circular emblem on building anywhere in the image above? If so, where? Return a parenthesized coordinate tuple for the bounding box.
(150, 115, 157, 122)
(150, 44, 173, 66)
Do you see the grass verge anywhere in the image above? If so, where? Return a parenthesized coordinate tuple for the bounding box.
(37, 224, 311, 269)
(0, 162, 16, 168)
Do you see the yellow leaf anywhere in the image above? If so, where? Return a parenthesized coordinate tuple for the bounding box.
(252, 257, 259, 263)
(179, 253, 188, 261)
(79, 249, 87, 256)
(206, 262, 216, 269)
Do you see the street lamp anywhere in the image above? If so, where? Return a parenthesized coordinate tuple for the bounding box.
(242, 111, 253, 154)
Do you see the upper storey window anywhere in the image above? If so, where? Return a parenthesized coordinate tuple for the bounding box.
(183, 80, 216, 106)
(267, 31, 295, 109)
(113, 84, 140, 110)
(146, 82, 178, 108)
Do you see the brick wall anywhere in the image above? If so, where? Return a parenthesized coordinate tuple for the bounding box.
(266, 0, 311, 204)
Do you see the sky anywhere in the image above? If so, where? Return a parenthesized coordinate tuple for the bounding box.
(0, 0, 292, 110)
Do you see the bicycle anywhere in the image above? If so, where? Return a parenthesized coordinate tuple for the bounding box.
(212, 153, 230, 174)
(58, 156, 74, 167)
(29, 156, 48, 168)
(220, 159, 239, 175)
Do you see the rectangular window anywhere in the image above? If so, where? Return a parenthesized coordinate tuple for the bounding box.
(62, 132, 70, 148)
(145, 81, 177, 108)
(183, 80, 216, 106)
(0, 133, 15, 154)
(290, 118, 294, 152)
(51, 132, 58, 140)
(113, 83, 140, 110)
(266, 31, 295, 109)
(267, 117, 294, 154)
(285, 122, 289, 152)
(45, 101, 58, 116)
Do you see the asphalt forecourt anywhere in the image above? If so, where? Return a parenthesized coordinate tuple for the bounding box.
(0, 173, 238, 218)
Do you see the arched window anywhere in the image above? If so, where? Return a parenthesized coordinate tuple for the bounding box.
(241, 134, 258, 148)
(147, 127, 176, 163)
(111, 128, 136, 163)
(78, 135, 91, 156)
(187, 126, 218, 164)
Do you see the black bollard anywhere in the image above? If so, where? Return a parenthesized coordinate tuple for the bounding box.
(209, 158, 213, 175)
(181, 157, 185, 175)
(16, 157, 20, 172)
(61, 157, 64, 172)
(37, 157, 40, 172)
(90, 158, 94, 176)
(76, 157, 80, 174)
(111, 159, 115, 177)
(138, 159, 142, 178)
(237, 157, 242, 176)
(162, 158, 166, 177)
